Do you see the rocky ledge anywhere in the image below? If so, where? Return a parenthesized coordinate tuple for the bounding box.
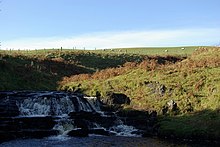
(0, 91, 158, 143)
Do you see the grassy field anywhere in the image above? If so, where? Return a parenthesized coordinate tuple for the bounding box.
(98, 46, 199, 55)
(1, 46, 220, 141)
(0, 46, 199, 55)
(78, 46, 199, 55)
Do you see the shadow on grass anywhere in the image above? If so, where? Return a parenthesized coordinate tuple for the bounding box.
(0, 55, 92, 90)
(60, 52, 144, 70)
(158, 109, 220, 143)
(0, 52, 184, 91)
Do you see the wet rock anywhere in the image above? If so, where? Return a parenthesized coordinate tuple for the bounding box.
(116, 109, 158, 136)
(69, 111, 117, 129)
(0, 96, 20, 117)
(0, 91, 159, 142)
(15, 116, 56, 130)
(19, 130, 58, 139)
(0, 117, 55, 131)
(89, 128, 111, 136)
(0, 116, 58, 143)
(69, 111, 101, 120)
(116, 109, 149, 130)
(67, 129, 89, 137)
(74, 119, 91, 130)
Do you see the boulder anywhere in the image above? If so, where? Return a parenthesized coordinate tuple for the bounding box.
(102, 92, 130, 105)
(69, 111, 117, 129)
(74, 119, 91, 130)
(162, 100, 179, 115)
(67, 129, 89, 137)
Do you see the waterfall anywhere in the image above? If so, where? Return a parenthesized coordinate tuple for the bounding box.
(0, 91, 142, 140)
(16, 92, 101, 116)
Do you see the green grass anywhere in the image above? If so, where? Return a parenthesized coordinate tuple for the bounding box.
(108, 46, 199, 55)
(1, 46, 219, 140)
(0, 46, 200, 56)
(58, 47, 220, 140)
(158, 110, 220, 140)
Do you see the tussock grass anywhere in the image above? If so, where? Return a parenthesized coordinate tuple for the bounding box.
(58, 47, 220, 140)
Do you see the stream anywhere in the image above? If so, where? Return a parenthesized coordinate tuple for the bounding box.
(0, 91, 218, 146)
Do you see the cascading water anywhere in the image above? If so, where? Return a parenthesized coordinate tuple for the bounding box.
(110, 122, 140, 137)
(15, 91, 105, 136)
(0, 91, 141, 141)
(16, 92, 98, 116)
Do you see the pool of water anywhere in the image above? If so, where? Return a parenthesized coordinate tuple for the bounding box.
(0, 136, 216, 147)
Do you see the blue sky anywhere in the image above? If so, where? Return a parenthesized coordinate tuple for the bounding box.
(1, 0, 220, 49)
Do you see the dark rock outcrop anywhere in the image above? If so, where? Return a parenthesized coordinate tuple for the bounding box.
(69, 110, 117, 129)
(144, 81, 166, 96)
(0, 116, 58, 143)
(89, 128, 112, 136)
(116, 109, 158, 137)
(102, 92, 131, 105)
(67, 129, 89, 137)
(0, 94, 20, 117)
(0, 91, 158, 142)
(162, 100, 179, 115)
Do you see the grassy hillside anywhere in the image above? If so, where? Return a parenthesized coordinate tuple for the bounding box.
(59, 47, 220, 111)
(0, 46, 198, 90)
(1, 46, 219, 140)
(104, 46, 199, 55)
(0, 49, 147, 90)
(58, 47, 220, 140)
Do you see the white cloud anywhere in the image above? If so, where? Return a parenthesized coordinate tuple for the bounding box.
(2, 28, 220, 50)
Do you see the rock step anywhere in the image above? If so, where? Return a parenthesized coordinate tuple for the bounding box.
(0, 130, 58, 142)
(0, 116, 56, 130)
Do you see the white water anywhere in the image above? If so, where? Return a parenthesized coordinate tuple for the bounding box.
(16, 93, 101, 116)
(110, 124, 141, 137)
(17, 97, 74, 116)
(53, 117, 75, 135)
(14, 92, 141, 137)
(84, 96, 101, 112)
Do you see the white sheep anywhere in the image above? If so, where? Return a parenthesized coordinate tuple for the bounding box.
(164, 50, 168, 52)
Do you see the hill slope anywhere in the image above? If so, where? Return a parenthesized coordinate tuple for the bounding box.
(59, 47, 220, 140)
(0, 49, 149, 90)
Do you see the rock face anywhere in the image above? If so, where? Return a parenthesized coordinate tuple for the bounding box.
(67, 128, 89, 137)
(0, 116, 58, 142)
(162, 100, 179, 115)
(0, 92, 20, 117)
(69, 111, 117, 129)
(116, 109, 158, 137)
(0, 91, 102, 142)
(0, 91, 158, 142)
(102, 92, 131, 105)
(144, 81, 167, 96)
